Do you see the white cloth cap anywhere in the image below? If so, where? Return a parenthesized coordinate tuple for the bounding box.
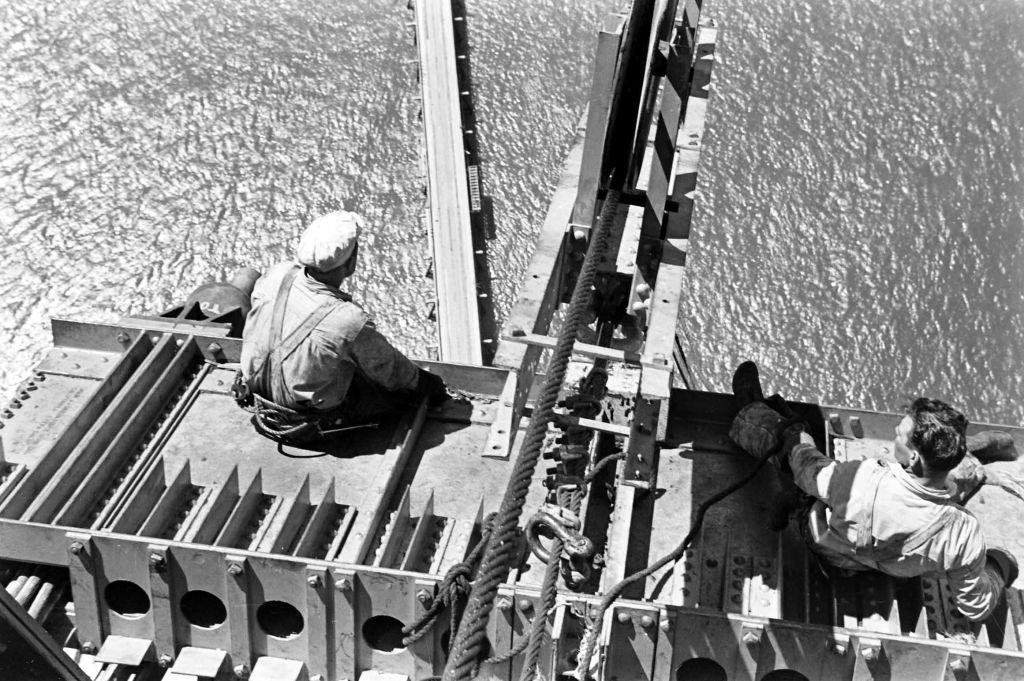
(296, 211, 363, 272)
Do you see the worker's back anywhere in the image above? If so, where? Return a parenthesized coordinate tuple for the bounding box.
(805, 457, 997, 619)
(241, 262, 367, 411)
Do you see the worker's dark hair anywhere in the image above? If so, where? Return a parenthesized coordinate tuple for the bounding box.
(906, 397, 968, 472)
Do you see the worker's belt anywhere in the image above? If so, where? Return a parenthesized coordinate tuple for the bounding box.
(249, 393, 373, 445)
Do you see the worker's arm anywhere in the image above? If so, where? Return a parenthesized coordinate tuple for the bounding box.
(785, 431, 838, 501)
(348, 322, 422, 394)
(946, 525, 1005, 622)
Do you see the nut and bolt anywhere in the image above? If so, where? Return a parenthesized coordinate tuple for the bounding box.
(861, 646, 879, 663)
(227, 562, 244, 576)
(518, 598, 534, 613)
(639, 615, 655, 629)
(80, 642, 97, 655)
(496, 597, 513, 611)
(741, 630, 760, 646)
(659, 617, 671, 632)
(949, 658, 968, 675)
(334, 578, 351, 593)
(307, 574, 322, 589)
(149, 553, 166, 571)
(233, 664, 250, 679)
(616, 611, 632, 624)
(416, 589, 432, 604)
(116, 332, 131, 344)
(69, 542, 85, 556)
(158, 654, 173, 668)
(829, 640, 848, 656)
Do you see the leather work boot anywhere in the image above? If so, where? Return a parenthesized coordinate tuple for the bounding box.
(967, 430, 1018, 463)
(731, 360, 765, 408)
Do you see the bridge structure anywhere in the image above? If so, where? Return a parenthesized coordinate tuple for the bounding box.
(2, 2, 1024, 681)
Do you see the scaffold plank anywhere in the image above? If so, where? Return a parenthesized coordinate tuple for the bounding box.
(414, 0, 482, 364)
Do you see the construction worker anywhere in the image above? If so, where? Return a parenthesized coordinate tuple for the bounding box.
(729, 362, 1018, 623)
(237, 210, 447, 444)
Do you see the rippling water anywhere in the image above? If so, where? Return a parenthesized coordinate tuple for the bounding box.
(2, 0, 1023, 425)
(685, 0, 1024, 424)
(0, 0, 613, 391)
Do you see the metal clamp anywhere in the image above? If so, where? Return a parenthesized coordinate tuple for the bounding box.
(525, 504, 595, 564)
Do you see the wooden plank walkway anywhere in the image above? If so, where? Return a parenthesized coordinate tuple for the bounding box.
(413, 0, 483, 365)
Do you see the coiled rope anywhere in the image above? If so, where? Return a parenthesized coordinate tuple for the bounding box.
(441, 189, 622, 681)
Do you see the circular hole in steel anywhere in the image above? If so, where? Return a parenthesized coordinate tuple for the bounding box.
(675, 657, 727, 681)
(440, 630, 491, 662)
(362, 615, 407, 653)
(104, 580, 151, 619)
(760, 672, 810, 681)
(256, 600, 304, 639)
(179, 590, 227, 629)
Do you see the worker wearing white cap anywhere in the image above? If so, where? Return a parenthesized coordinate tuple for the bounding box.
(239, 211, 447, 443)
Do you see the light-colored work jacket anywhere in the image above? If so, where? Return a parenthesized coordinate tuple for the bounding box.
(789, 433, 1001, 621)
(240, 263, 420, 411)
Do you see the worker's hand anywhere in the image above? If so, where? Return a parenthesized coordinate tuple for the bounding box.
(729, 402, 803, 461)
(416, 369, 449, 407)
(985, 547, 1019, 588)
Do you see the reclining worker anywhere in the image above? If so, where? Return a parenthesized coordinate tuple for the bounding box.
(238, 210, 447, 443)
(730, 364, 1018, 623)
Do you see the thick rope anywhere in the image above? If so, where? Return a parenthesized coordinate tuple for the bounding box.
(441, 190, 622, 681)
(519, 477, 585, 681)
(519, 537, 563, 681)
(584, 452, 626, 483)
(573, 457, 770, 677)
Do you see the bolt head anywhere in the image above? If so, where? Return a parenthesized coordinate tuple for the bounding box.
(742, 631, 760, 646)
(829, 640, 848, 656)
(861, 646, 879, 662)
(659, 617, 671, 632)
(149, 553, 165, 571)
(949, 658, 968, 673)
(116, 332, 130, 344)
(639, 615, 655, 629)
(416, 589, 431, 603)
(517, 598, 534, 613)
(496, 597, 513, 611)
(227, 562, 244, 576)
(158, 654, 173, 668)
(616, 611, 632, 624)
(334, 578, 351, 592)
(69, 542, 84, 556)
(80, 641, 97, 655)
(233, 663, 250, 679)
(307, 574, 322, 589)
